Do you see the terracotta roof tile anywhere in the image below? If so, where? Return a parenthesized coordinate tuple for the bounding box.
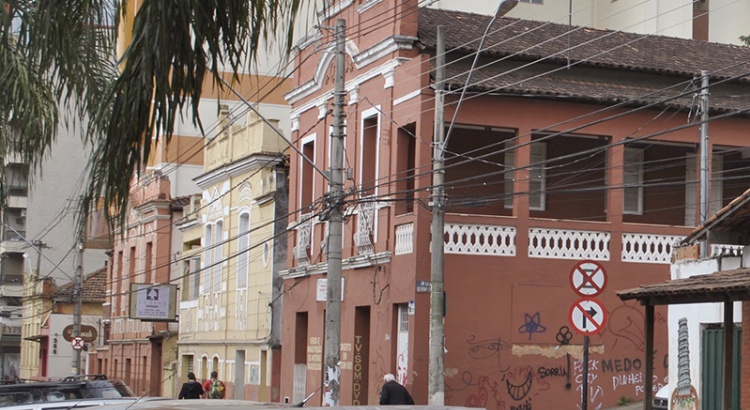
(55, 268, 107, 303)
(418, 8, 750, 112)
(617, 268, 750, 305)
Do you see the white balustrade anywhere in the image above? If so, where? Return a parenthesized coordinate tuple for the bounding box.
(293, 213, 312, 265)
(529, 228, 610, 260)
(710, 244, 744, 257)
(354, 199, 376, 255)
(394, 223, 414, 255)
(621, 233, 683, 264)
(444, 224, 516, 256)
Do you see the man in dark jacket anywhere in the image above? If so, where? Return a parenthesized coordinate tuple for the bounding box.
(178, 372, 204, 399)
(379, 373, 414, 405)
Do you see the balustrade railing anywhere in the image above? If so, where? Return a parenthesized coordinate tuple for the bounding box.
(394, 223, 414, 255)
(528, 228, 610, 260)
(444, 223, 516, 256)
(710, 244, 744, 257)
(621, 233, 683, 264)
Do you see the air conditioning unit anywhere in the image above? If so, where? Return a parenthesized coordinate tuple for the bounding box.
(20, 210, 26, 218)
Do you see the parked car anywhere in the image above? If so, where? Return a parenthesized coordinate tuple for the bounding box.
(0, 397, 148, 410)
(653, 384, 670, 410)
(0, 375, 134, 407)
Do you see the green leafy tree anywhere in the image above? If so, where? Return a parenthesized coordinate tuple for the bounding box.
(1, 0, 302, 225)
(741, 35, 750, 46)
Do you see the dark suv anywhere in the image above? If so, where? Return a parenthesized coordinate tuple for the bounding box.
(0, 375, 134, 407)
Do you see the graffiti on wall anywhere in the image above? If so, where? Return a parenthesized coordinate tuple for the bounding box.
(517, 312, 547, 341)
(555, 326, 573, 346)
(466, 335, 511, 370)
(453, 300, 668, 409)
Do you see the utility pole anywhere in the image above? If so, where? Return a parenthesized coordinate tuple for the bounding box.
(30, 240, 45, 281)
(699, 70, 709, 256)
(428, 25, 446, 406)
(72, 213, 85, 375)
(323, 18, 346, 407)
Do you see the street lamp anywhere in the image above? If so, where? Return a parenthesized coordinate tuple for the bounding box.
(428, 0, 518, 406)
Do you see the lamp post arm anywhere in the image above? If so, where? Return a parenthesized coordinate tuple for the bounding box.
(443, 0, 518, 151)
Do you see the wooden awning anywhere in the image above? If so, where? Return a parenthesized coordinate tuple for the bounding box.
(618, 268, 750, 305)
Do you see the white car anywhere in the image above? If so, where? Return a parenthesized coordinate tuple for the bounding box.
(653, 384, 670, 410)
(0, 397, 150, 410)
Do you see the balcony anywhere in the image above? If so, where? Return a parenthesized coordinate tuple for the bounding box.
(6, 184, 28, 209)
(0, 276, 24, 298)
(0, 230, 26, 254)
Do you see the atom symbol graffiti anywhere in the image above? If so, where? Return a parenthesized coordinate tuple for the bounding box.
(518, 312, 547, 340)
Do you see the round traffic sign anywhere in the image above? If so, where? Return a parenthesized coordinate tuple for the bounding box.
(569, 297, 607, 336)
(71, 336, 85, 350)
(570, 260, 607, 297)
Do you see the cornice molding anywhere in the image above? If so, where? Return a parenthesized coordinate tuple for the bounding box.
(280, 251, 392, 278)
(289, 57, 410, 122)
(194, 154, 283, 189)
(285, 36, 416, 105)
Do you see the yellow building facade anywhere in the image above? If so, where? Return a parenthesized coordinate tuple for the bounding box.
(177, 110, 288, 401)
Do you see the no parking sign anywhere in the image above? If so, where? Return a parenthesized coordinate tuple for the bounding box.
(570, 260, 607, 297)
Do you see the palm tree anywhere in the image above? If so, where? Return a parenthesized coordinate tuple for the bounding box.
(1, 0, 115, 205)
(1, 0, 302, 225)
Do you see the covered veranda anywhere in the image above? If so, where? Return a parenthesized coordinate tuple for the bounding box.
(617, 269, 750, 410)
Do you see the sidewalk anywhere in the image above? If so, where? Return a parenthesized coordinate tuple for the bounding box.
(603, 402, 644, 410)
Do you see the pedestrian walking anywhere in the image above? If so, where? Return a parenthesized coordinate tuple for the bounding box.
(203, 371, 226, 399)
(178, 372, 204, 399)
(379, 373, 414, 405)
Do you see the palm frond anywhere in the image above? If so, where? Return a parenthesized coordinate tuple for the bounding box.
(88, 0, 301, 228)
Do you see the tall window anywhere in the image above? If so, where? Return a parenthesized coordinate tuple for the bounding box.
(184, 257, 200, 300)
(300, 136, 316, 211)
(202, 226, 212, 295)
(115, 251, 123, 312)
(359, 109, 380, 198)
(623, 148, 644, 215)
(237, 213, 250, 289)
(213, 221, 224, 292)
(145, 242, 153, 283)
(395, 124, 416, 215)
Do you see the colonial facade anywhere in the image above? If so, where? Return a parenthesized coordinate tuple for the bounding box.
(88, 176, 183, 397)
(279, 1, 750, 408)
(176, 110, 288, 401)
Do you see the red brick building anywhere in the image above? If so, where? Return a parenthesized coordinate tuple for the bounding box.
(279, 1, 750, 408)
